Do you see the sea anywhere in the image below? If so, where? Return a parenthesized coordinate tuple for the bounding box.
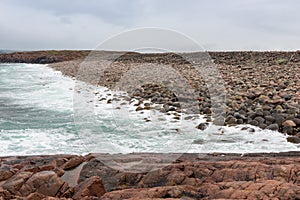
(0, 63, 298, 156)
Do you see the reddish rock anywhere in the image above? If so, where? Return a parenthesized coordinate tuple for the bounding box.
(39, 164, 55, 171)
(0, 188, 11, 199)
(73, 176, 106, 199)
(282, 120, 297, 127)
(1, 153, 300, 199)
(26, 192, 46, 200)
(62, 156, 84, 170)
(100, 185, 200, 200)
(0, 166, 15, 181)
(52, 158, 68, 168)
(138, 168, 170, 188)
(2, 171, 33, 195)
(19, 171, 66, 197)
(53, 167, 65, 177)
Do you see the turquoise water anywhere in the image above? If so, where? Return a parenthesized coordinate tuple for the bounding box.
(0, 63, 82, 155)
(0, 63, 298, 156)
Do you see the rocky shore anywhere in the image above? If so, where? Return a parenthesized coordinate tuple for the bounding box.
(0, 50, 300, 199)
(1, 153, 300, 199)
(48, 51, 300, 142)
(1, 50, 300, 138)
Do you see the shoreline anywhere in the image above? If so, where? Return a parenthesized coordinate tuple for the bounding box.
(48, 51, 300, 143)
(0, 51, 300, 199)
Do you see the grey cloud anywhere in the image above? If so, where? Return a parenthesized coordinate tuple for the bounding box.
(0, 0, 299, 50)
(2, 0, 144, 25)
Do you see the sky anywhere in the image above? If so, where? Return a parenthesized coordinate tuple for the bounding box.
(0, 0, 299, 51)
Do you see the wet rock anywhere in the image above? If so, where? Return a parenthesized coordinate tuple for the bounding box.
(166, 106, 176, 112)
(73, 176, 106, 199)
(203, 107, 212, 114)
(173, 116, 180, 120)
(193, 139, 205, 144)
(283, 126, 294, 135)
(144, 106, 151, 110)
(266, 123, 279, 131)
(135, 106, 143, 111)
(254, 116, 265, 124)
(184, 116, 193, 120)
(237, 119, 244, 124)
(287, 136, 300, 144)
(249, 120, 259, 126)
(196, 123, 208, 130)
(225, 115, 236, 125)
(258, 123, 267, 129)
(171, 102, 181, 108)
(248, 128, 255, 132)
(234, 112, 247, 120)
(144, 118, 151, 122)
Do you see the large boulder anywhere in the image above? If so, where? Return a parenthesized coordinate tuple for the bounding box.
(73, 176, 106, 199)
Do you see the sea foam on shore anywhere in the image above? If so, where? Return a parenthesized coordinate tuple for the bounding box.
(0, 63, 298, 156)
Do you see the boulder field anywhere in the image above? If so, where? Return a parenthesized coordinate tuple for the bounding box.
(49, 51, 300, 142)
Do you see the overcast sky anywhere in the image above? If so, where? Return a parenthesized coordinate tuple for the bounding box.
(0, 0, 299, 51)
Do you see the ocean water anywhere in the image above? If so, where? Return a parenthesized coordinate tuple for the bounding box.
(0, 63, 298, 156)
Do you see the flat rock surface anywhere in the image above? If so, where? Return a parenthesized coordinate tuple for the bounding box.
(0, 153, 300, 199)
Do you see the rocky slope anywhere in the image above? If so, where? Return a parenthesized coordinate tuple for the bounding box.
(1, 153, 300, 199)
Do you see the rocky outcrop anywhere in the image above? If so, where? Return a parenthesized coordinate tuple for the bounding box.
(1, 153, 300, 199)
